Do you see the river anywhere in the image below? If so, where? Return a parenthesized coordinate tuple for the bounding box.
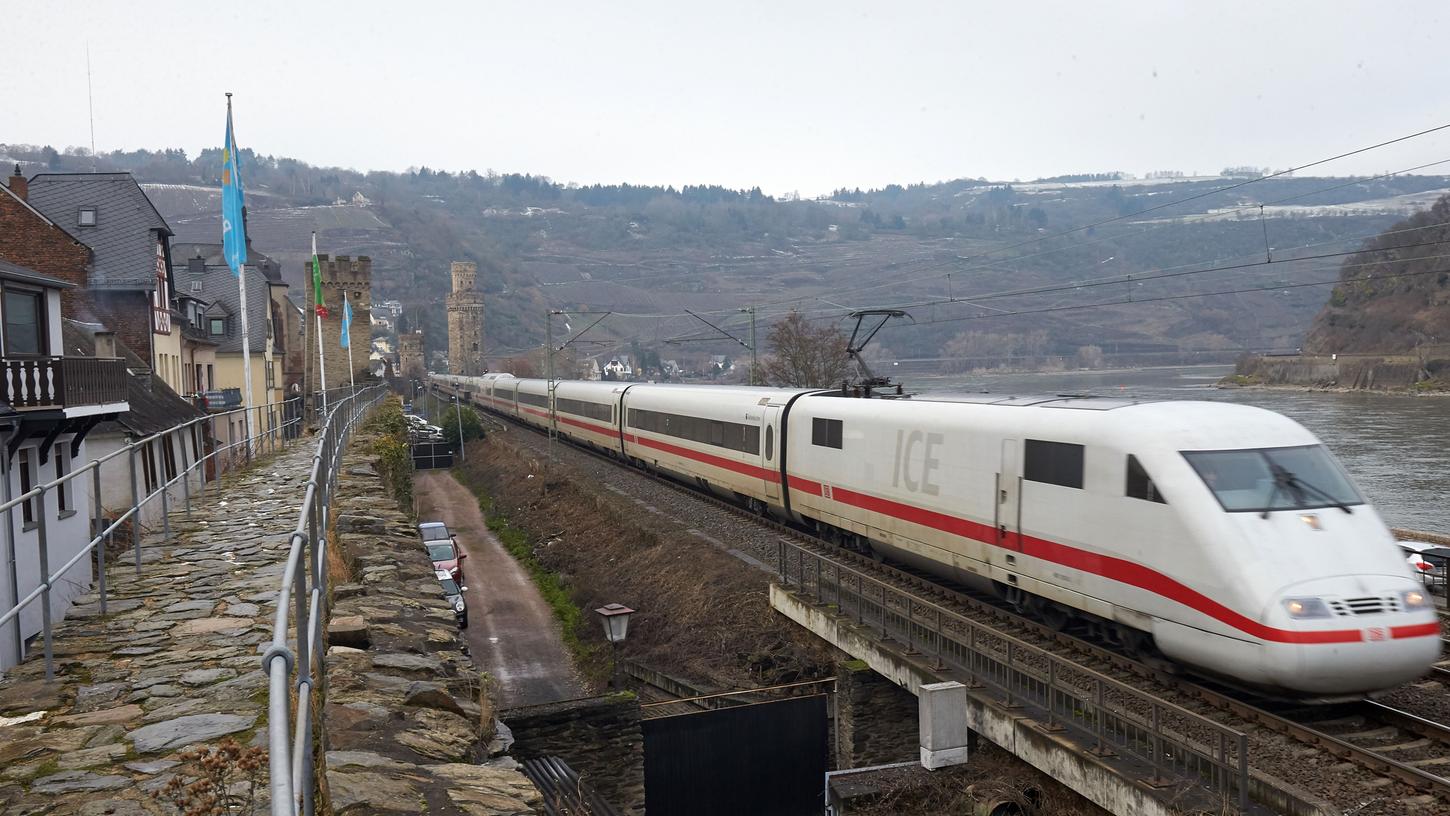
(900, 364, 1450, 533)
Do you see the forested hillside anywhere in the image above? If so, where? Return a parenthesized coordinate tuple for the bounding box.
(1304, 193, 1450, 355)
(7, 141, 1447, 371)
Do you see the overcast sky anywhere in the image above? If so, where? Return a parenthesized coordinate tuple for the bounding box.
(4, 1, 1449, 196)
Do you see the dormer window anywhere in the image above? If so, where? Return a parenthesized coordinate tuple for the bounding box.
(77, 207, 97, 227)
(209, 317, 225, 336)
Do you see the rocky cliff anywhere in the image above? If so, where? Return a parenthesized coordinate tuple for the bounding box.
(1304, 194, 1450, 355)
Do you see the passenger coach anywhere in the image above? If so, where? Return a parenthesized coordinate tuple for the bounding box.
(435, 373, 1438, 696)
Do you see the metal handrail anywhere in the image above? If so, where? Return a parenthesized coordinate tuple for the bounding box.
(0, 394, 307, 674)
(264, 385, 386, 816)
(775, 540, 1252, 812)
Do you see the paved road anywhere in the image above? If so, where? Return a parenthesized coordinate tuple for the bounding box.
(414, 470, 584, 708)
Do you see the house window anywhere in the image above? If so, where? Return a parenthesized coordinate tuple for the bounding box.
(162, 436, 177, 483)
(209, 318, 225, 336)
(207, 364, 215, 390)
(77, 207, 97, 227)
(141, 443, 158, 494)
(1025, 440, 1084, 489)
(190, 280, 202, 293)
(265, 360, 275, 390)
(811, 417, 843, 449)
(3, 289, 44, 356)
(18, 448, 34, 526)
(53, 445, 68, 514)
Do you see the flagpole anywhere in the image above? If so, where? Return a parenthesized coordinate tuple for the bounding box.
(312, 232, 329, 417)
(344, 292, 357, 398)
(226, 93, 255, 456)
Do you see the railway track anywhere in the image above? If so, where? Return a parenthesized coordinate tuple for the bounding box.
(441, 384, 1450, 807)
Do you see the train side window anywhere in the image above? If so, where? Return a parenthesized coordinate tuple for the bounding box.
(1025, 439, 1083, 489)
(812, 418, 843, 449)
(1125, 454, 1167, 503)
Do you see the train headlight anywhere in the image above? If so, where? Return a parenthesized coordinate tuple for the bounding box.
(1401, 589, 1429, 610)
(1282, 597, 1333, 619)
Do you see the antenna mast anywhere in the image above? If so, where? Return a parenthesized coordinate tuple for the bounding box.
(86, 43, 97, 170)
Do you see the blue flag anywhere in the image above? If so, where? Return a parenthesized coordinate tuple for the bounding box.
(221, 101, 247, 276)
(340, 293, 352, 349)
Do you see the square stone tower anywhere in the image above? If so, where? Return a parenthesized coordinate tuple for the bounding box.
(447, 261, 486, 376)
(398, 330, 426, 379)
(303, 254, 372, 394)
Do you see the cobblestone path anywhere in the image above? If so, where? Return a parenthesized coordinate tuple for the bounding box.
(0, 441, 316, 815)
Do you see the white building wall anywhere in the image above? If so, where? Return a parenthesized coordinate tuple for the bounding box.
(91, 428, 205, 531)
(0, 434, 95, 673)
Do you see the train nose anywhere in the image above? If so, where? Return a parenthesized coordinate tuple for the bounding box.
(1262, 578, 1440, 695)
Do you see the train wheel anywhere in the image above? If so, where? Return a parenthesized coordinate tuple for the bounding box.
(1040, 603, 1071, 631)
(1001, 585, 1028, 615)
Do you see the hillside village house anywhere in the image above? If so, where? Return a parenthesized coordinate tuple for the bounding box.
(171, 243, 291, 446)
(61, 320, 205, 535)
(16, 171, 185, 395)
(0, 259, 129, 672)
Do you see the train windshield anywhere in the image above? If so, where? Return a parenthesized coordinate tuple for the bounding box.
(1182, 445, 1363, 513)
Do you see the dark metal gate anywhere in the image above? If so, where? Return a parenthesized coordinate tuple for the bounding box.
(643, 694, 828, 816)
(411, 442, 455, 470)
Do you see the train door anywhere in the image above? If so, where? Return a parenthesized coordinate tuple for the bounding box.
(997, 439, 1022, 551)
(762, 405, 782, 501)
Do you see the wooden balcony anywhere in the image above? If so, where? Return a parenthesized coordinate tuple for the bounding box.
(3, 356, 129, 411)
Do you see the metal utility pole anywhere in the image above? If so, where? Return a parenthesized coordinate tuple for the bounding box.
(741, 306, 758, 385)
(546, 310, 557, 460)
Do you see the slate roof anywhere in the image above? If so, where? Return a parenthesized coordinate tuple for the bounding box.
(170, 242, 280, 354)
(63, 320, 203, 436)
(25, 173, 172, 291)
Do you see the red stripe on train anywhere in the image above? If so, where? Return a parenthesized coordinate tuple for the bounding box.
(787, 476, 1430, 645)
(628, 433, 780, 483)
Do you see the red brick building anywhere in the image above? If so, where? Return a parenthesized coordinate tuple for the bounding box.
(0, 166, 92, 310)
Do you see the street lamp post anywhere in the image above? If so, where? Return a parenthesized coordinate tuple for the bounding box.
(595, 603, 635, 689)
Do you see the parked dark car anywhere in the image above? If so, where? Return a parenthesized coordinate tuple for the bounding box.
(436, 568, 468, 628)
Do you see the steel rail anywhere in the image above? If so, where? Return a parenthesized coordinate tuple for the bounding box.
(432, 378, 1450, 807)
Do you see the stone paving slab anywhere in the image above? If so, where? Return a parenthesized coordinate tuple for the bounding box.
(0, 443, 316, 815)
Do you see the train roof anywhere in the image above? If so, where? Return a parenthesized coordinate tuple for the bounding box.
(800, 392, 1319, 451)
(887, 393, 1155, 410)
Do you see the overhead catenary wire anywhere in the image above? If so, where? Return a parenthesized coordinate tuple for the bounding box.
(485, 127, 1450, 361)
(896, 262, 1450, 330)
(660, 226, 1450, 344)
(529, 155, 1450, 315)
(735, 127, 1450, 311)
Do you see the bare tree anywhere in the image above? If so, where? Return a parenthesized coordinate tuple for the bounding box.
(761, 311, 851, 387)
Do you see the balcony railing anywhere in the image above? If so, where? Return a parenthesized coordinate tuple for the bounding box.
(2, 356, 129, 411)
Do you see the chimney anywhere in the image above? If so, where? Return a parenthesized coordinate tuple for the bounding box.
(94, 330, 117, 359)
(6, 165, 26, 201)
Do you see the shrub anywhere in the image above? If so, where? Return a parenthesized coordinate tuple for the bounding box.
(438, 405, 486, 446)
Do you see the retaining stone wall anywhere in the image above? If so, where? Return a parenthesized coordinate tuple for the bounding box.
(502, 694, 645, 815)
(835, 659, 919, 768)
(320, 426, 541, 815)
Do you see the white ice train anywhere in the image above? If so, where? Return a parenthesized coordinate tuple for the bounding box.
(438, 373, 1439, 696)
